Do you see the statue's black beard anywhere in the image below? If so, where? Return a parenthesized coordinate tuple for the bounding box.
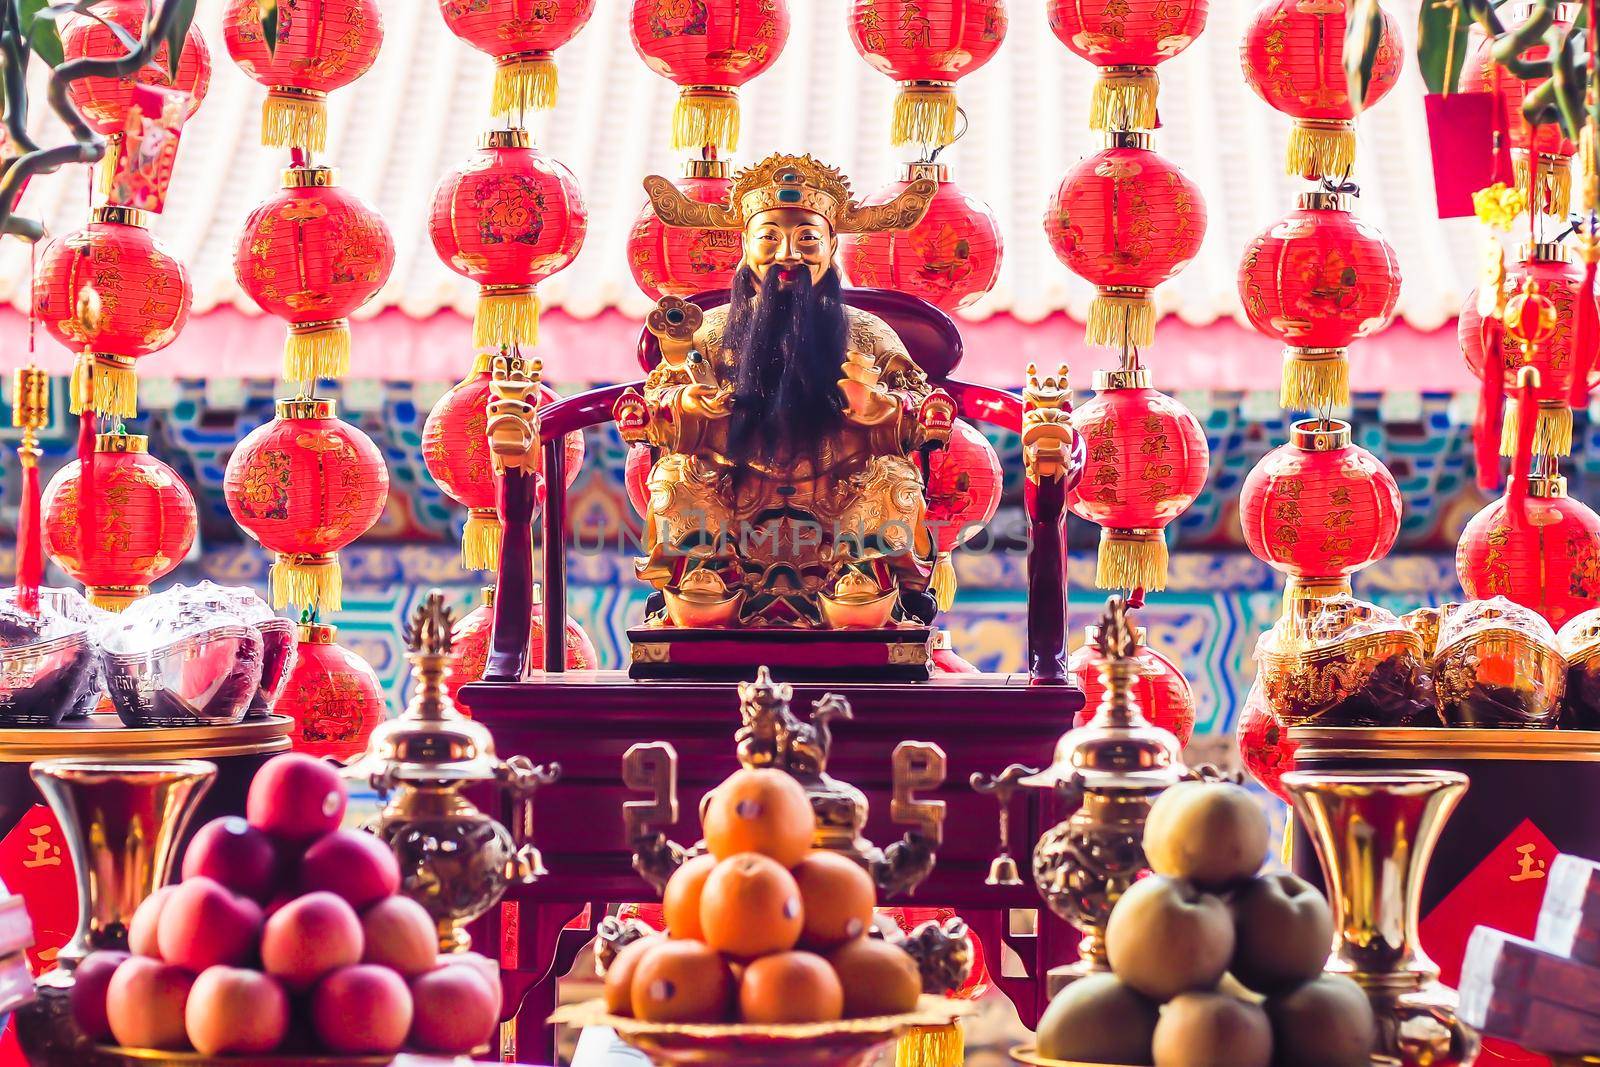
(723, 263, 849, 465)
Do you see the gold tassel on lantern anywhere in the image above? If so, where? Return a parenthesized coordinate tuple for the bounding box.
(672, 86, 741, 153)
(1500, 398, 1574, 457)
(261, 88, 329, 153)
(1097, 528, 1169, 592)
(271, 552, 343, 613)
(68, 353, 137, 419)
(462, 507, 503, 572)
(95, 133, 123, 199)
(895, 1021, 963, 1067)
(284, 319, 351, 384)
(1090, 66, 1158, 132)
(1280, 347, 1350, 411)
(475, 285, 539, 349)
(892, 81, 958, 148)
(493, 52, 558, 118)
(1286, 119, 1356, 181)
(1515, 150, 1573, 216)
(1085, 287, 1155, 349)
(930, 553, 957, 612)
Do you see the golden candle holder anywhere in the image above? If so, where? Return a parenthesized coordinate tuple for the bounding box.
(1282, 769, 1480, 1067)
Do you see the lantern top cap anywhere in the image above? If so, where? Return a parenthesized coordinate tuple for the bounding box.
(281, 165, 339, 189)
(1297, 189, 1351, 212)
(899, 161, 949, 184)
(298, 622, 337, 644)
(1102, 130, 1152, 152)
(275, 397, 336, 420)
(1529, 473, 1569, 498)
(1289, 418, 1352, 452)
(644, 153, 937, 234)
(682, 158, 729, 180)
(90, 204, 150, 229)
(480, 128, 531, 150)
(1520, 241, 1571, 264)
(1092, 367, 1151, 391)
(94, 432, 146, 454)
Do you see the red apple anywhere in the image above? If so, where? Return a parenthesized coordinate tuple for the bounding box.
(156, 877, 263, 972)
(409, 964, 498, 1054)
(311, 964, 413, 1055)
(185, 965, 289, 1056)
(247, 753, 346, 843)
(128, 885, 175, 958)
(69, 950, 128, 1041)
(182, 817, 280, 903)
(361, 896, 438, 977)
(261, 891, 363, 992)
(299, 829, 399, 910)
(106, 956, 195, 1050)
(445, 950, 502, 1011)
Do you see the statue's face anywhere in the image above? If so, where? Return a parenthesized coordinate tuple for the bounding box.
(743, 208, 834, 286)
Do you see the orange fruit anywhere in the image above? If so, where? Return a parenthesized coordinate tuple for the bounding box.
(792, 851, 875, 948)
(630, 939, 733, 1023)
(830, 938, 921, 1017)
(739, 951, 844, 1024)
(603, 936, 661, 1016)
(702, 768, 813, 867)
(699, 853, 803, 960)
(663, 853, 717, 940)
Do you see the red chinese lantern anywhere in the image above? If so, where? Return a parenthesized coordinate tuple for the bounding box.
(1460, 23, 1576, 213)
(41, 434, 197, 611)
(223, 0, 384, 151)
(1046, 0, 1209, 131)
(223, 398, 390, 613)
(846, 0, 1007, 147)
(1070, 622, 1196, 746)
(61, 0, 211, 135)
(1068, 370, 1209, 592)
(629, 0, 790, 152)
(625, 443, 653, 517)
(627, 159, 741, 300)
(1236, 680, 1295, 801)
(1238, 189, 1401, 411)
(446, 589, 600, 714)
(234, 166, 394, 385)
(439, 0, 595, 117)
(841, 161, 1003, 313)
(1457, 472, 1600, 629)
(429, 130, 587, 350)
(1044, 133, 1206, 349)
(1239, 418, 1402, 599)
(924, 418, 1002, 609)
(33, 206, 192, 420)
(277, 622, 385, 761)
(1240, 0, 1403, 180)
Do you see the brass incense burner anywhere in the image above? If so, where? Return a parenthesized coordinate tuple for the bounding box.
(352, 591, 559, 952)
(622, 667, 947, 899)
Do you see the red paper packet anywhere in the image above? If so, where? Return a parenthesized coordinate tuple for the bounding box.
(1425, 91, 1515, 218)
(104, 83, 191, 214)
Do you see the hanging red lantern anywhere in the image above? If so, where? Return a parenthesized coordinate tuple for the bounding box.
(627, 159, 741, 300)
(923, 418, 1002, 610)
(841, 161, 1003, 312)
(223, 0, 384, 152)
(1457, 472, 1600, 629)
(41, 434, 197, 611)
(846, 0, 1007, 147)
(234, 166, 394, 385)
(276, 622, 386, 761)
(629, 0, 791, 152)
(1236, 680, 1295, 801)
(1460, 22, 1577, 214)
(1239, 189, 1401, 412)
(445, 589, 600, 714)
(1239, 418, 1402, 599)
(33, 206, 192, 420)
(61, 0, 211, 136)
(1044, 133, 1205, 350)
(1045, 0, 1208, 131)
(1070, 622, 1196, 745)
(1067, 370, 1209, 593)
(223, 398, 390, 613)
(1239, 0, 1403, 180)
(439, 0, 596, 117)
(429, 130, 587, 351)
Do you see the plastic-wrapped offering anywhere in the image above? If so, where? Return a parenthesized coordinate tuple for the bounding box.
(1434, 598, 1566, 728)
(1558, 608, 1600, 729)
(0, 586, 105, 726)
(183, 581, 296, 718)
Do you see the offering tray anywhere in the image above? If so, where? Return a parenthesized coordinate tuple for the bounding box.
(1288, 725, 1600, 762)
(92, 1049, 397, 1067)
(1010, 1047, 1401, 1067)
(0, 713, 294, 763)
(552, 995, 970, 1067)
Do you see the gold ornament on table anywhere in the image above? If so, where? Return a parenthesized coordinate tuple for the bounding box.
(1022, 362, 1074, 485)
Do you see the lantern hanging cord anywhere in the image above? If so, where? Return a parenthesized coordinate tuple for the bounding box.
(924, 108, 970, 164)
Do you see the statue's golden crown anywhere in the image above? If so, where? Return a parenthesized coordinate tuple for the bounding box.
(643, 153, 938, 235)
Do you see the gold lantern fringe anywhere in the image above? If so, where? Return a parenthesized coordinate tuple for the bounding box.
(475, 286, 539, 349)
(1086, 288, 1154, 349)
(493, 53, 558, 118)
(893, 81, 958, 148)
(95, 134, 123, 199)
(271, 552, 342, 613)
(672, 86, 741, 152)
(1286, 119, 1356, 181)
(87, 586, 145, 612)
(895, 1022, 963, 1067)
(69, 353, 137, 419)
(1280, 347, 1350, 411)
(463, 508, 503, 573)
(1097, 528, 1169, 592)
(1090, 67, 1159, 132)
(261, 89, 329, 153)
(1500, 400, 1574, 457)
(471, 348, 493, 375)
(1515, 151, 1574, 215)
(284, 319, 351, 384)
(930, 552, 957, 612)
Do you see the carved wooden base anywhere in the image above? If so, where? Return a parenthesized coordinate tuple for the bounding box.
(626, 627, 935, 681)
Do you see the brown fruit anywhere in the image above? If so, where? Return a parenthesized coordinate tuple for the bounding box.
(1153, 991, 1272, 1067)
(1143, 781, 1270, 889)
(630, 939, 734, 1023)
(603, 935, 662, 1016)
(1265, 974, 1376, 1067)
(792, 851, 874, 949)
(1105, 875, 1234, 1001)
(701, 768, 814, 867)
(829, 938, 920, 1017)
(739, 951, 843, 1024)
(1230, 873, 1335, 994)
(1036, 972, 1157, 1065)
(699, 853, 804, 960)
(663, 853, 717, 940)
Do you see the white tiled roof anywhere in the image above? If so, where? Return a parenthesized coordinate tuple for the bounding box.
(0, 0, 1478, 336)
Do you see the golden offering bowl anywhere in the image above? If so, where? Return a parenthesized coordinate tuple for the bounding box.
(93, 1048, 399, 1066)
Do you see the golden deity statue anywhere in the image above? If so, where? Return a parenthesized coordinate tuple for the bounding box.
(615, 154, 958, 630)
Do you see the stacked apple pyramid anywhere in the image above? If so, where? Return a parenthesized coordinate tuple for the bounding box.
(604, 768, 927, 1025)
(71, 754, 500, 1058)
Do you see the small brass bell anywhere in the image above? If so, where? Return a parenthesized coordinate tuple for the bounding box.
(986, 853, 1021, 887)
(971, 763, 1033, 888)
